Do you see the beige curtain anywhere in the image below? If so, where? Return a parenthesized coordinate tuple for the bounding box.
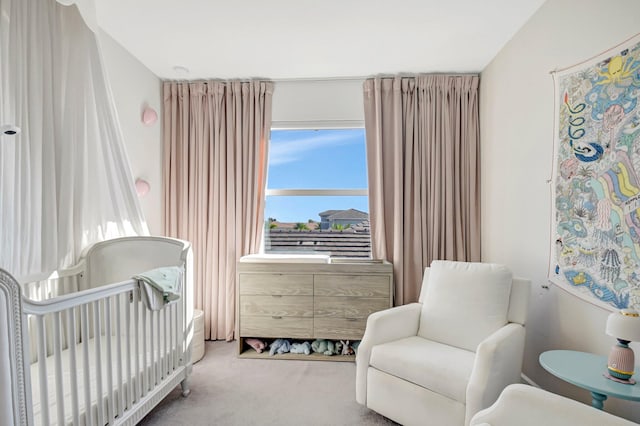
(363, 75, 480, 305)
(163, 80, 274, 340)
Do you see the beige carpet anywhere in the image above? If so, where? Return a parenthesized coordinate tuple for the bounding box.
(139, 341, 396, 426)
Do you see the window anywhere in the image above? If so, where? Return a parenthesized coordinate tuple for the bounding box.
(264, 127, 371, 258)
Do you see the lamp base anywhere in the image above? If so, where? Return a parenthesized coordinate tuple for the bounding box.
(604, 372, 636, 385)
(608, 340, 635, 381)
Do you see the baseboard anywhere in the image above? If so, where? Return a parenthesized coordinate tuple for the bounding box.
(521, 373, 541, 388)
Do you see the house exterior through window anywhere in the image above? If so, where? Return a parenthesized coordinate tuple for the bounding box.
(264, 127, 371, 258)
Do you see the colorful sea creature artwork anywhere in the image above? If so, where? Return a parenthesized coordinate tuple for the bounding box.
(563, 270, 629, 308)
(551, 35, 640, 311)
(596, 54, 640, 86)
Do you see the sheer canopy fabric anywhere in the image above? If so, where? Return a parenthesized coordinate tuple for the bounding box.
(163, 80, 273, 341)
(55, 0, 98, 32)
(363, 75, 480, 305)
(0, 0, 148, 280)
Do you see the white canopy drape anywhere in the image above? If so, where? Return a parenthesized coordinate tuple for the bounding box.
(0, 0, 148, 281)
(55, 0, 98, 32)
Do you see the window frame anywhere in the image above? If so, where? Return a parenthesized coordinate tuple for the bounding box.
(263, 121, 370, 257)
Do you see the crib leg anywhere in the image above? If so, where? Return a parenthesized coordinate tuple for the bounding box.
(180, 378, 191, 397)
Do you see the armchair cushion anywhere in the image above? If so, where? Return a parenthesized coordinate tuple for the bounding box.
(370, 336, 475, 403)
(418, 261, 512, 352)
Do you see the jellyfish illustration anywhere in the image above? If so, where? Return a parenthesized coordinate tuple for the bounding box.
(600, 248, 621, 283)
(577, 244, 598, 268)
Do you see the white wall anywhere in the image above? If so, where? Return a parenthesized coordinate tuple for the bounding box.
(272, 79, 364, 126)
(99, 31, 163, 235)
(481, 0, 640, 421)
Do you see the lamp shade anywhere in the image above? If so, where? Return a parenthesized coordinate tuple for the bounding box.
(606, 309, 640, 342)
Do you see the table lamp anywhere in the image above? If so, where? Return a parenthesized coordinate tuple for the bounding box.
(605, 309, 640, 384)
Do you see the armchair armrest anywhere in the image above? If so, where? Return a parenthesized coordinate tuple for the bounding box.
(470, 384, 636, 426)
(355, 302, 422, 405)
(465, 323, 525, 425)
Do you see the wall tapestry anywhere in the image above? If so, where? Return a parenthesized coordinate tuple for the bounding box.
(550, 34, 640, 311)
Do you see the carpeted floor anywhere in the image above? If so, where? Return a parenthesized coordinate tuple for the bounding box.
(139, 340, 396, 426)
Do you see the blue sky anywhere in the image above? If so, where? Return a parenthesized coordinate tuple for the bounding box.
(266, 129, 368, 222)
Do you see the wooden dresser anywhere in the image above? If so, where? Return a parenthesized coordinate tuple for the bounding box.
(237, 257, 393, 360)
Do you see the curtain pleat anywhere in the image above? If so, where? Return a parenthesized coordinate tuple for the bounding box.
(364, 75, 480, 305)
(163, 80, 273, 340)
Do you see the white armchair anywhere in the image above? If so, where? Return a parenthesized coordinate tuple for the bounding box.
(356, 261, 530, 426)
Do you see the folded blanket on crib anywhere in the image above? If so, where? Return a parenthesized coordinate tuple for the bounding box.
(134, 266, 183, 310)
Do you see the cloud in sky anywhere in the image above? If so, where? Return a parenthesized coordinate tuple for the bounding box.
(269, 129, 362, 166)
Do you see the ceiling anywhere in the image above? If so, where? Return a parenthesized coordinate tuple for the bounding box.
(95, 0, 546, 81)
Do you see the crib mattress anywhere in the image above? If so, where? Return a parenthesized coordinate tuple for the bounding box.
(30, 334, 185, 426)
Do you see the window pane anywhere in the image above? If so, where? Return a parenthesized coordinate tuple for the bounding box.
(264, 195, 371, 258)
(267, 128, 367, 189)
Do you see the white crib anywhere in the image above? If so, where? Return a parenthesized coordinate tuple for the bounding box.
(0, 236, 194, 426)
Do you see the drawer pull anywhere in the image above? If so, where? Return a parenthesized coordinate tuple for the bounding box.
(271, 295, 283, 298)
(346, 318, 358, 322)
(272, 316, 282, 319)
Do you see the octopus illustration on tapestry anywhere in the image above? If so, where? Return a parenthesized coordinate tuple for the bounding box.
(551, 35, 640, 311)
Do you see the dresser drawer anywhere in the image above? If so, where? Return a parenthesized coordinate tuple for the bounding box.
(241, 295, 313, 317)
(314, 274, 390, 297)
(239, 273, 313, 295)
(314, 318, 367, 340)
(240, 316, 313, 338)
(314, 296, 389, 319)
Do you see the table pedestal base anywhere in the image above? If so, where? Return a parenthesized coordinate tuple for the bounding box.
(591, 391, 607, 410)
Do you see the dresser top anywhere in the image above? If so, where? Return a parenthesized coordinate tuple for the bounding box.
(238, 258, 392, 274)
(240, 254, 330, 264)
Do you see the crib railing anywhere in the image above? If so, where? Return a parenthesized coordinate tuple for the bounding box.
(22, 273, 82, 363)
(22, 278, 187, 426)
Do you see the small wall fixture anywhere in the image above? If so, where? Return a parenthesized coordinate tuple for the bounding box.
(1, 124, 21, 135)
(135, 179, 151, 197)
(142, 107, 158, 126)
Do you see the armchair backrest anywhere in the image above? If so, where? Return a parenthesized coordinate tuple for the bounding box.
(507, 277, 530, 325)
(417, 261, 525, 352)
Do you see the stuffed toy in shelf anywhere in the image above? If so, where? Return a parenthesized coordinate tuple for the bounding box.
(245, 338, 267, 353)
(269, 338, 291, 356)
(311, 339, 330, 355)
(340, 340, 355, 356)
(311, 339, 343, 355)
(290, 341, 312, 355)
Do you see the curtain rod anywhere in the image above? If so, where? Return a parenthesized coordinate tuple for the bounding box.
(271, 72, 478, 83)
(164, 73, 478, 83)
(270, 75, 367, 82)
(162, 76, 365, 83)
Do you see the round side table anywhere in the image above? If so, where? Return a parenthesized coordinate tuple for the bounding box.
(539, 350, 640, 410)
